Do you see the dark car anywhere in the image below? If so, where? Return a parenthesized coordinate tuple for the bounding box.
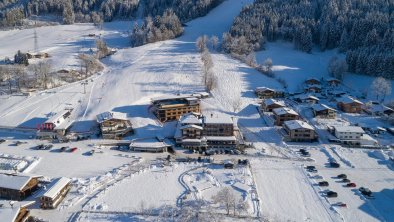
(319, 181, 329, 186)
(44, 144, 53, 150)
(342, 178, 350, 183)
(36, 144, 45, 150)
(330, 162, 340, 168)
(346, 183, 356, 187)
(306, 166, 316, 170)
(359, 187, 373, 197)
(0, 139, 6, 144)
(60, 146, 68, 152)
(302, 152, 311, 157)
(326, 191, 338, 198)
(338, 174, 347, 179)
(299, 149, 306, 153)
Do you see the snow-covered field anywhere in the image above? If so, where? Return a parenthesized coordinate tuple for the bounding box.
(0, 0, 393, 221)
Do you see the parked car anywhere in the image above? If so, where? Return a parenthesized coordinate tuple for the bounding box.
(299, 149, 306, 153)
(14, 141, 26, 146)
(306, 165, 316, 170)
(335, 202, 347, 207)
(330, 162, 340, 168)
(346, 183, 356, 187)
(0, 139, 6, 144)
(337, 174, 347, 179)
(70, 147, 78, 152)
(342, 178, 350, 183)
(35, 144, 45, 150)
(319, 181, 329, 186)
(308, 168, 318, 173)
(44, 144, 53, 150)
(359, 187, 374, 198)
(302, 152, 311, 157)
(60, 146, 68, 152)
(326, 191, 338, 198)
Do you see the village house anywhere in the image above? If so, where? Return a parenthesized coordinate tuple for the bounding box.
(152, 95, 201, 122)
(282, 120, 317, 142)
(96, 111, 134, 139)
(130, 138, 172, 152)
(0, 200, 35, 222)
(305, 78, 321, 85)
(255, 87, 285, 99)
(36, 109, 74, 140)
(260, 99, 285, 112)
(40, 177, 71, 209)
(0, 173, 41, 201)
(312, 104, 336, 119)
(273, 107, 299, 126)
(326, 78, 341, 87)
(294, 94, 320, 104)
(337, 96, 364, 113)
(331, 126, 378, 147)
(363, 101, 394, 116)
(304, 84, 322, 93)
(174, 113, 238, 150)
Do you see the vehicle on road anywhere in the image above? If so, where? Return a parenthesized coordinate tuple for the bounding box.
(359, 187, 374, 198)
(330, 162, 340, 168)
(326, 191, 338, 198)
(0, 139, 6, 144)
(346, 183, 356, 187)
(44, 144, 53, 150)
(342, 178, 350, 183)
(335, 202, 347, 207)
(60, 146, 68, 152)
(70, 147, 78, 152)
(338, 174, 347, 179)
(319, 181, 329, 186)
(35, 144, 45, 150)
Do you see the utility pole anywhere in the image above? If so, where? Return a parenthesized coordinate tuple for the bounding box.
(81, 80, 88, 94)
(34, 21, 39, 53)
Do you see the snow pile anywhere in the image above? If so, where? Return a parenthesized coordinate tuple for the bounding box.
(0, 153, 40, 173)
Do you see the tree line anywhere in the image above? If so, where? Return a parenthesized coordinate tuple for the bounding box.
(223, 0, 394, 79)
(0, 0, 224, 28)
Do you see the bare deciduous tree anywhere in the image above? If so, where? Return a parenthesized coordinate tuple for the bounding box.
(213, 187, 236, 215)
(245, 52, 257, 67)
(327, 56, 348, 80)
(210, 35, 219, 50)
(33, 61, 52, 89)
(371, 77, 392, 101)
(96, 39, 110, 59)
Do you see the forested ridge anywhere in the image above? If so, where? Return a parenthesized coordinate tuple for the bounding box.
(224, 0, 394, 79)
(0, 0, 223, 27)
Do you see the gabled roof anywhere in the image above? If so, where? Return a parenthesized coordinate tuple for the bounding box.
(263, 98, 285, 107)
(295, 94, 320, 101)
(304, 84, 322, 89)
(46, 109, 73, 124)
(0, 200, 35, 222)
(312, 104, 335, 112)
(305, 78, 321, 84)
(179, 113, 202, 125)
(334, 126, 365, 133)
(337, 96, 363, 105)
(273, 107, 298, 116)
(284, 120, 314, 130)
(0, 174, 36, 191)
(42, 177, 71, 199)
(96, 111, 128, 123)
(256, 87, 276, 92)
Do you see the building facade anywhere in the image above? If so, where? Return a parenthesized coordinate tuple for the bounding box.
(255, 87, 284, 99)
(337, 97, 363, 113)
(282, 120, 317, 142)
(273, 107, 299, 126)
(40, 177, 71, 209)
(152, 96, 201, 122)
(312, 104, 336, 119)
(260, 99, 285, 112)
(0, 174, 40, 201)
(96, 112, 134, 139)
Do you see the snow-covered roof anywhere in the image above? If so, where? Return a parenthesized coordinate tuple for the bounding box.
(273, 107, 298, 116)
(334, 126, 365, 133)
(326, 78, 340, 82)
(365, 104, 393, 113)
(337, 96, 363, 105)
(284, 120, 314, 130)
(46, 109, 72, 124)
(304, 84, 322, 89)
(179, 113, 202, 125)
(305, 77, 321, 83)
(182, 138, 205, 143)
(295, 94, 320, 101)
(204, 115, 233, 124)
(152, 94, 197, 102)
(205, 136, 237, 141)
(312, 104, 335, 112)
(180, 124, 203, 130)
(0, 174, 34, 191)
(263, 98, 285, 107)
(130, 138, 168, 148)
(256, 87, 282, 93)
(96, 111, 128, 123)
(0, 200, 35, 222)
(42, 177, 71, 199)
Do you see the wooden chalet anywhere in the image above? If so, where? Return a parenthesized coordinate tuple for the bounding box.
(0, 174, 40, 201)
(305, 78, 321, 85)
(255, 87, 284, 99)
(272, 107, 299, 126)
(312, 104, 336, 119)
(36, 109, 74, 139)
(337, 96, 364, 113)
(260, 99, 285, 112)
(40, 177, 71, 209)
(96, 111, 134, 139)
(326, 78, 341, 87)
(304, 84, 322, 93)
(0, 200, 35, 222)
(282, 120, 317, 142)
(294, 95, 320, 104)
